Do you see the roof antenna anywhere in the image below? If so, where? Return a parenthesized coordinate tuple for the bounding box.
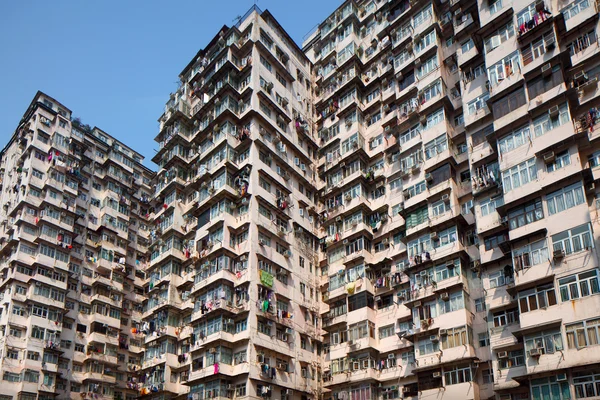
(233, 15, 242, 24)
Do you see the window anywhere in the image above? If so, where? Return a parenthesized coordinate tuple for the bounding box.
(475, 298, 486, 313)
(502, 158, 537, 193)
(498, 350, 525, 369)
(417, 55, 439, 79)
(546, 183, 585, 215)
(528, 67, 564, 99)
(480, 196, 504, 216)
(478, 332, 490, 347)
(441, 326, 468, 349)
(424, 108, 444, 130)
(498, 125, 530, 155)
(533, 104, 569, 137)
(424, 135, 448, 160)
(573, 369, 600, 398)
(482, 366, 494, 384)
(547, 150, 571, 172)
(488, 52, 520, 86)
(493, 88, 527, 119)
(489, 0, 503, 14)
(525, 330, 564, 355)
(418, 336, 439, 355)
(444, 365, 472, 385)
(276, 72, 287, 87)
(522, 32, 556, 66)
(518, 284, 557, 313)
(493, 308, 519, 327)
(567, 30, 597, 56)
(566, 318, 600, 349)
(405, 207, 428, 229)
(379, 325, 395, 339)
(484, 22, 515, 53)
(507, 199, 543, 230)
(484, 232, 509, 252)
(412, 4, 433, 27)
(561, 0, 591, 19)
(468, 93, 490, 115)
(513, 239, 549, 270)
(552, 223, 593, 255)
(558, 269, 600, 301)
(439, 291, 464, 313)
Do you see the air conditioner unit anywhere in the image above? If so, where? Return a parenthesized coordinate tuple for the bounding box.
(336, 216, 342, 222)
(439, 329, 447, 336)
(388, 354, 395, 359)
(553, 249, 565, 260)
(209, 347, 217, 353)
(382, 238, 389, 245)
(343, 239, 349, 244)
(556, 373, 567, 382)
(541, 63, 552, 77)
(548, 105, 560, 118)
(430, 335, 439, 342)
(441, 194, 449, 202)
(543, 151, 555, 162)
(501, 216, 509, 225)
(430, 232, 438, 240)
(375, 296, 382, 302)
(440, 292, 449, 301)
(433, 371, 442, 378)
(396, 329, 408, 338)
(588, 182, 596, 193)
(402, 387, 410, 393)
(414, 301, 422, 307)
(528, 348, 542, 357)
(425, 173, 433, 182)
(498, 351, 508, 359)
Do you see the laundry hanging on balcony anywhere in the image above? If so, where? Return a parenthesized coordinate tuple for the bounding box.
(472, 164, 498, 190)
(236, 127, 250, 141)
(259, 270, 274, 287)
(346, 281, 356, 294)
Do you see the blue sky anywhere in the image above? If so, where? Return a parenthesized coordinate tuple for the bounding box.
(0, 0, 338, 169)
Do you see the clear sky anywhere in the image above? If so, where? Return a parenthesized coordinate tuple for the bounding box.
(0, 0, 339, 169)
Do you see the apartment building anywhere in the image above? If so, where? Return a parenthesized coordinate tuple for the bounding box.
(302, 0, 600, 400)
(142, 5, 322, 400)
(0, 92, 154, 400)
(1, 0, 600, 399)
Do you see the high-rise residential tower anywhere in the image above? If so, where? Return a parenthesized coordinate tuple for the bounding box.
(1, 0, 600, 399)
(0, 92, 154, 400)
(143, 5, 322, 400)
(303, 0, 600, 400)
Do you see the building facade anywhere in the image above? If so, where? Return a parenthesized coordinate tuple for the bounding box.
(302, 0, 600, 400)
(142, 6, 322, 400)
(0, 92, 154, 400)
(0, 0, 600, 400)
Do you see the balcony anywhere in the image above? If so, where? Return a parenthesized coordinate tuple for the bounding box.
(465, 106, 491, 128)
(325, 367, 379, 387)
(454, 13, 474, 36)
